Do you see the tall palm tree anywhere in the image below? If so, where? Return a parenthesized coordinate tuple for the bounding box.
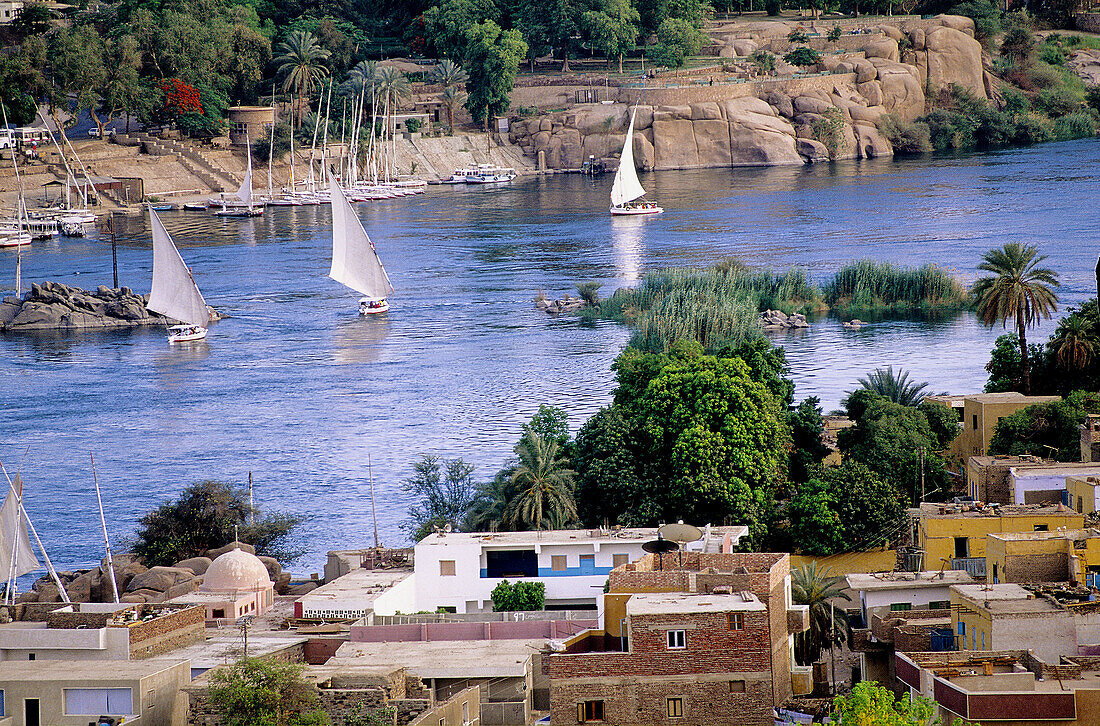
(374, 66, 410, 181)
(505, 432, 577, 531)
(1051, 315, 1097, 371)
(275, 30, 331, 128)
(971, 243, 1060, 394)
(431, 60, 469, 134)
(791, 562, 851, 666)
(852, 366, 930, 406)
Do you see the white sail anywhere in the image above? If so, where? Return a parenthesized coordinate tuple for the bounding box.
(146, 210, 210, 327)
(1, 476, 40, 578)
(329, 179, 392, 299)
(236, 164, 253, 206)
(610, 108, 647, 207)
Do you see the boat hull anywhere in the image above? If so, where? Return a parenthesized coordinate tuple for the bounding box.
(359, 298, 390, 315)
(168, 325, 207, 343)
(214, 207, 263, 217)
(610, 205, 664, 215)
(0, 233, 32, 247)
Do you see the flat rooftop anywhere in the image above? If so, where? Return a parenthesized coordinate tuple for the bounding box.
(155, 631, 307, 671)
(1011, 465, 1100, 478)
(0, 659, 189, 680)
(331, 638, 539, 678)
(416, 526, 747, 549)
(847, 571, 975, 592)
(964, 393, 1060, 404)
(626, 592, 764, 616)
(920, 502, 1078, 519)
(989, 528, 1100, 542)
(300, 569, 412, 604)
(952, 584, 1064, 614)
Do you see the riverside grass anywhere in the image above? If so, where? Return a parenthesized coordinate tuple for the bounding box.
(586, 260, 969, 354)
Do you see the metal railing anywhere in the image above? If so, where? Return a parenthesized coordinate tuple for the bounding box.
(951, 557, 987, 578)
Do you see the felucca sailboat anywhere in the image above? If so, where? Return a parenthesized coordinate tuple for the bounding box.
(146, 208, 211, 342)
(610, 108, 663, 216)
(215, 138, 263, 217)
(329, 179, 393, 315)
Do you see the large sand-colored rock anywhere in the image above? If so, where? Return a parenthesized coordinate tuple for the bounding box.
(923, 26, 986, 97)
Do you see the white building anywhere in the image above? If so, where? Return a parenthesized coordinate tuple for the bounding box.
(1008, 465, 1100, 505)
(295, 567, 413, 620)
(401, 527, 746, 614)
(0, 0, 23, 24)
(845, 570, 975, 625)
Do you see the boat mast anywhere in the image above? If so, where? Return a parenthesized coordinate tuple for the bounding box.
(267, 85, 275, 201)
(5, 470, 22, 604)
(0, 460, 70, 605)
(61, 131, 96, 208)
(4, 104, 24, 294)
(321, 82, 332, 187)
(245, 132, 254, 214)
(37, 110, 78, 210)
(90, 454, 120, 603)
(308, 92, 322, 193)
(369, 453, 379, 549)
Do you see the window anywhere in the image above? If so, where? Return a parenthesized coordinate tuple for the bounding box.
(0, 689, 4, 717)
(26, 653, 33, 660)
(729, 680, 745, 693)
(440, 719, 445, 726)
(954, 537, 969, 559)
(958, 622, 965, 636)
(993, 564, 999, 584)
(578, 700, 604, 722)
(981, 632, 985, 649)
(1079, 496, 1085, 513)
(667, 629, 686, 649)
(890, 602, 912, 612)
(1034, 524, 1049, 532)
(486, 549, 537, 578)
(612, 553, 629, 568)
(579, 554, 595, 573)
(551, 555, 567, 572)
(440, 560, 456, 576)
(462, 701, 469, 725)
(728, 612, 744, 630)
(928, 601, 949, 610)
(667, 697, 683, 717)
(64, 689, 133, 716)
(212, 608, 225, 618)
(973, 414, 978, 430)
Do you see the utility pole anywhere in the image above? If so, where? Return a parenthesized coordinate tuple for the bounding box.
(920, 449, 925, 503)
(248, 471, 255, 526)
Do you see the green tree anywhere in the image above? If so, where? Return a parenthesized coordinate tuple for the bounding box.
(750, 49, 775, 76)
(505, 432, 578, 530)
(208, 658, 329, 726)
(809, 105, 843, 158)
(131, 481, 305, 567)
(573, 407, 642, 527)
(827, 26, 842, 42)
(787, 28, 809, 43)
(463, 20, 527, 128)
(49, 25, 107, 133)
(422, 0, 500, 59)
(989, 391, 1100, 461)
(848, 366, 930, 406)
(1000, 25, 1036, 68)
(789, 396, 828, 484)
(791, 562, 850, 666)
(785, 45, 821, 67)
(402, 455, 479, 541)
(517, 0, 578, 71)
(275, 30, 331, 127)
(971, 242, 1060, 394)
(648, 17, 705, 71)
(92, 35, 144, 138)
(522, 405, 572, 453)
(430, 59, 469, 133)
(832, 681, 941, 726)
(490, 579, 546, 610)
(1050, 314, 1097, 372)
(581, 0, 640, 73)
(0, 52, 43, 126)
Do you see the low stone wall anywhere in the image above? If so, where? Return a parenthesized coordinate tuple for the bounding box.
(618, 72, 857, 107)
(1078, 12, 1100, 32)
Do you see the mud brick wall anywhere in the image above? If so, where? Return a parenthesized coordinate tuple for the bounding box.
(129, 605, 206, 658)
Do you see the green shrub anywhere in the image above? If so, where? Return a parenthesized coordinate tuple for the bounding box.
(405, 118, 422, 133)
(821, 260, 968, 315)
(1026, 62, 1064, 89)
(827, 26, 842, 42)
(1012, 113, 1053, 144)
(950, 0, 1000, 42)
(788, 29, 809, 43)
(1002, 87, 1030, 116)
(1052, 111, 1097, 140)
(1088, 88, 1100, 112)
(876, 112, 932, 154)
(751, 49, 776, 75)
(784, 46, 821, 67)
(491, 580, 546, 611)
(765, 0, 780, 15)
(1036, 86, 1082, 117)
(1038, 43, 1064, 66)
(810, 107, 844, 159)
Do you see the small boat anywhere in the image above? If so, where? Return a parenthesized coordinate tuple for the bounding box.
(60, 220, 87, 237)
(328, 179, 393, 315)
(610, 108, 663, 216)
(148, 203, 174, 212)
(146, 208, 211, 343)
(182, 202, 208, 211)
(0, 228, 31, 247)
(213, 149, 262, 217)
(465, 164, 517, 184)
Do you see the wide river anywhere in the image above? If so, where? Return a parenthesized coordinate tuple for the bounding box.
(2, 138, 1099, 575)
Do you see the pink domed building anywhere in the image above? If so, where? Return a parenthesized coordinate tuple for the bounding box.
(170, 548, 274, 621)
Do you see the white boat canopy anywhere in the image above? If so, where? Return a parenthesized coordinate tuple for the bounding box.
(328, 179, 393, 299)
(610, 108, 647, 207)
(146, 209, 210, 327)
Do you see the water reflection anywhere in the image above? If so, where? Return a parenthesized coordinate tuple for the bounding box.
(611, 216, 645, 282)
(334, 315, 391, 364)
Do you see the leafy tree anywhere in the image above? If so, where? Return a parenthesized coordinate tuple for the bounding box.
(827, 26, 842, 42)
(275, 30, 331, 126)
(522, 404, 572, 454)
(208, 658, 329, 726)
(402, 454, 479, 541)
(580, 0, 641, 73)
(971, 242, 1060, 394)
(464, 469, 513, 531)
(789, 396, 828, 485)
(9, 3, 51, 36)
(788, 462, 907, 557)
(573, 407, 642, 527)
(131, 481, 306, 567)
(648, 17, 705, 71)
(787, 28, 809, 43)
(517, 0, 578, 71)
(989, 390, 1100, 461)
(463, 20, 527, 128)
(505, 432, 578, 530)
(0, 53, 42, 126)
(422, 0, 499, 59)
(832, 682, 941, 726)
(253, 122, 294, 162)
(1050, 314, 1097, 371)
(785, 45, 822, 67)
(791, 562, 850, 666)
(49, 25, 106, 133)
(430, 59, 468, 133)
(951, 0, 1001, 43)
(920, 399, 961, 450)
(848, 366, 930, 406)
(490, 579, 545, 611)
(750, 49, 775, 76)
(94, 35, 145, 137)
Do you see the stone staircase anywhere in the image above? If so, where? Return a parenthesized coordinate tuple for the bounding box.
(116, 134, 240, 193)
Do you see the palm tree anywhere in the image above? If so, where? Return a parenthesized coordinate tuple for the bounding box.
(1051, 315, 1097, 371)
(971, 243, 1060, 394)
(504, 432, 577, 530)
(791, 562, 851, 666)
(374, 66, 410, 181)
(431, 60, 469, 134)
(852, 366, 930, 406)
(275, 30, 331, 128)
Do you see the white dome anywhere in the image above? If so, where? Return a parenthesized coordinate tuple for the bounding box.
(200, 548, 272, 592)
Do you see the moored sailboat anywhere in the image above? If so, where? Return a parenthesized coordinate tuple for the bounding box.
(215, 142, 263, 217)
(328, 179, 393, 315)
(146, 209, 212, 342)
(610, 108, 663, 216)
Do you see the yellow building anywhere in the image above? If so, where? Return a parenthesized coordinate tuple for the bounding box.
(1068, 475, 1100, 514)
(917, 502, 1084, 576)
(950, 583, 1076, 662)
(986, 529, 1100, 586)
(927, 392, 1060, 466)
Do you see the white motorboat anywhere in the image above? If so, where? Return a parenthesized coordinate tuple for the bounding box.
(610, 108, 663, 216)
(0, 228, 31, 247)
(329, 179, 393, 315)
(465, 164, 517, 184)
(146, 208, 212, 343)
(60, 220, 87, 237)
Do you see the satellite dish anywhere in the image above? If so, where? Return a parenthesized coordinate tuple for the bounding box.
(659, 522, 703, 546)
(642, 539, 679, 555)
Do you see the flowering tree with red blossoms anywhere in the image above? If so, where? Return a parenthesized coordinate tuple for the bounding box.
(159, 78, 203, 119)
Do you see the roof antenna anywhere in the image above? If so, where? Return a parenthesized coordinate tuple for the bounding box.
(234, 524, 239, 550)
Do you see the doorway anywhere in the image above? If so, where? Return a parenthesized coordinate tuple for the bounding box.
(24, 698, 39, 726)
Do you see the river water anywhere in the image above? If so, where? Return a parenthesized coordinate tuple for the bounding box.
(2, 138, 1099, 574)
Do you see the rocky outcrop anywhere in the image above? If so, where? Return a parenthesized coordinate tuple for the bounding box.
(906, 26, 986, 98)
(759, 309, 810, 330)
(535, 293, 586, 314)
(0, 281, 223, 333)
(1067, 49, 1100, 87)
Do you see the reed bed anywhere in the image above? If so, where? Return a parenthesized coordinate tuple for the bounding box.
(586, 260, 970, 354)
(821, 260, 968, 316)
